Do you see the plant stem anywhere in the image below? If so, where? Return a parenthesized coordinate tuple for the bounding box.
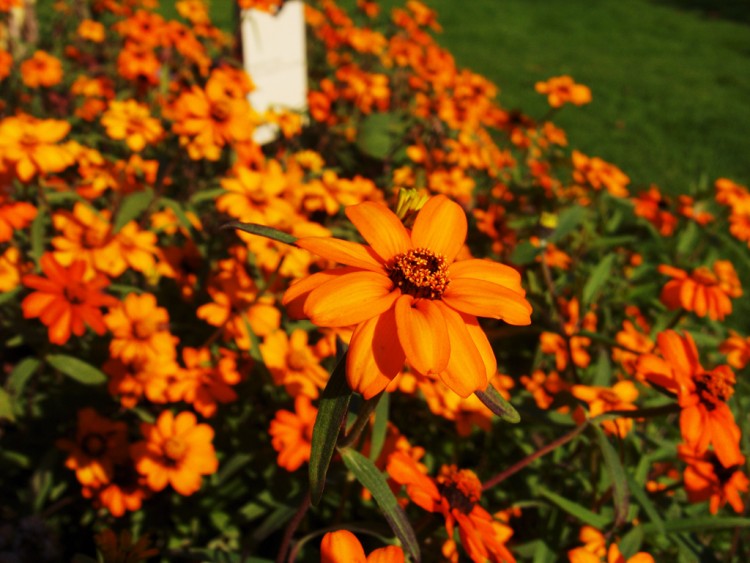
(338, 392, 384, 449)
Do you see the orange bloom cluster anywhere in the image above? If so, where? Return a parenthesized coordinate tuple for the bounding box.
(658, 260, 742, 321)
(320, 530, 404, 563)
(535, 75, 592, 108)
(572, 150, 630, 198)
(568, 526, 654, 563)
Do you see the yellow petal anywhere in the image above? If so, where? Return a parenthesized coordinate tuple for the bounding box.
(442, 278, 532, 325)
(305, 271, 399, 327)
(395, 296, 450, 375)
(347, 308, 404, 399)
(345, 201, 411, 261)
(411, 195, 467, 263)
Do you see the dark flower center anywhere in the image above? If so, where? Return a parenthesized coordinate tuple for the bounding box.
(695, 370, 733, 411)
(82, 433, 107, 457)
(437, 466, 482, 514)
(388, 248, 449, 299)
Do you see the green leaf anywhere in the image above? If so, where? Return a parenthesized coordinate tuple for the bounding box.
(309, 349, 352, 506)
(250, 504, 297, 543)
(510, 241, 542, 265)
(539, 487, 610, 529)
(0, 287, 21, 306)
(591, 350, 612, 386)
(224, 221, 297, 246)
(618, 525, 644, 559)
(7, 357, 40, 395)
(46, 355, 107, 385)
(216, 453, 253, 485)
(190, 187, 226, 204)
(30, 206, 46, 265)
(625, 472, 665, 534)
(0, 388, 15, 422)
(159, 197, 195, 233)
(582, 254, 615, 307)
(340, 448, 420, 562)
(355, 113, 405, 160)
(592, 425, 629, 527)
(113, 188, 154, 233)
(641, 517, 750, 534)
(369, 392, 389, 462)
(475, 385, 520, 423)
(549, 205, 588, 243)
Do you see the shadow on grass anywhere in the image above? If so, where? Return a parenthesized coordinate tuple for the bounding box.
(650, 0, 750, 25)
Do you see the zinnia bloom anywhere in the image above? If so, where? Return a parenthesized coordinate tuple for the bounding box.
(387, 453, 515, 563)
(0, 114, 74, 182)
(658, 260, 742, 321)
(568, 526, 654, 563)
(534, 75, 592, 108)
(131, 410, 218, 496)
(105, 292, 177, 363)
(269, 395, 317, 472)
(636, 330, 743, 468)
(320, 530, 405, 563)
(679, 444, 749, 515)
(101, 99, 164, 152)
(283, 195, 532, 399)
(20, 50, 63, 88)
(21, 254, 116, 345)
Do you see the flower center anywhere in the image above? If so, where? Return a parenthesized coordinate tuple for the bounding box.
(82, 433, 107, 457)
(388, 248, 449, 299)
(211, 100, 231, 122)
(164, 437, 187, 462)
(64, 283, 88, 305)
(695, 369, 733, 409)
(692, 267, 718, 287)
(287, 349, 308, 371)
(132, 318, 157, 340)
(437, 465, 482, 514)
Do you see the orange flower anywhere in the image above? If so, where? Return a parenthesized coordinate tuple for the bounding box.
(535, 75, 591, 108)
(168, 347, 241, 418)
(612, 309, 653, 377)
(520, 369, 570, 412)
(57, 408, 129, 488)
(283, 195, 532, 399)
(77, 19, 106, 42)
(131, 410, 218, 495)
(21, 253, 116, 345)
(117, 42, 160, 85)
(269, 395, 317, 472)
(679, 444, 749, 515)
(0, 189, 36, 243)
(320, 530, 405, 563)
(0, 114, 73, 182)
(101, 99, 164, 152)
(105, 292, 177, 363)
(260, 329, 330, 398)
(20, 50, 63, 88)
(540, 297, 596, 372)
(631, 186, 677, 236)
(571, 381, 639, 437)
(636, 330, 743, 468)
(719, 330, 750, 369)
(658, 260, 742, 321)
(0, 247, 31, 291)
(387, 453, 515, 563)
(0, 49, 12, 82)
(568, 526, 654, 563)
(104, 356, 177, 408)
(572, 150, 629, 198)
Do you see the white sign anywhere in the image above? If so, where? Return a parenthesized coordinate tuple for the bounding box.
(241, 1, 308, 144)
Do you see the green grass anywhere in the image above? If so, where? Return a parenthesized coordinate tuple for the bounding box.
(417, 0, 750, 194)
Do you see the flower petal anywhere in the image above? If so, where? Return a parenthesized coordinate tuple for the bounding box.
(395, 295, 449, 375)
(297, 237, 385, 272)
(347, 307, 405, 399)
(305, 271, 399, 327)
(345, 201, 411, 261)
(449, 259, 524, 295)
(411, 195, 467, 263)
(433, 302, 487, 397)
(282, 267, 359, 319)
(443, 278, 532, 325)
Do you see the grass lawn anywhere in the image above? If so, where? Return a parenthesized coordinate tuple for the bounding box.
(413, 0, 750, 195)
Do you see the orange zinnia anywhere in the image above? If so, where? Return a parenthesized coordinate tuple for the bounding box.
(105, 292, 177, 363)
(320, 530, 405, 563)
(269, 395, 317, 472)
(283, 195, 532, 399)
(20, 50, 63, 88)
(387, 453, 515, 563)
(636, 330, 743, 468)
(658, 260, 742, 321)
(679, 444, 749, 515)
(21, 253, 116, 345)
(131, 410, 218, 496)
(101, 99, 164, 152)
(534, 75, 592, 108)
(0, 114, 73, 182)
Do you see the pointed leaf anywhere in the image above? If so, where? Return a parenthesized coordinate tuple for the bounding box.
(309, 348, 352, 506)
(46, 355, 106, 385)
(539, 487, 610, 529)
(0, 388, 15, 422)
(369, 392, 389, 461)
(340, 447, 420, 562)
(592, 425, 629, 527)
(475, 386, 521, 423)
(224, 221, 297, 246)
(582, 254, 615, 307)
(7, 357, 40, 395)
(549, 205, 588, 243)
(113, 188, 154, 233)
